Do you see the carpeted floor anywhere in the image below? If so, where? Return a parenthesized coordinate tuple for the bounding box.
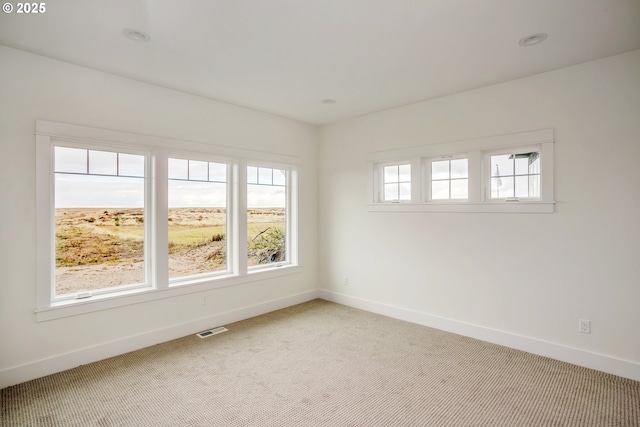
(2, 299, 639, 426)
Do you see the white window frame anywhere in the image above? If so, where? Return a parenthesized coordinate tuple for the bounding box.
(165, 153, 234, 285)
(367, 129, 555, 213)
(246, 161, 298, 273)
(35, 120, 301, 321)
(372, 158, 421, 203)
(484, 146, 542, 202)
(50, 141, 154, 302)
(426, 154, 470, 201)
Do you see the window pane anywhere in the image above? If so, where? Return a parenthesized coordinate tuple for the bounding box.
(491, 175, 514, 198)
(529, 154, 541, 174)
(529, 175, 540, 198)
(189, 160, 208, 181)
(168, 158, 188, 180)
(450, 179, 468, 199)
(491, 154, 513, 177)
(168, 158, 227, 279)
(55, 147, 87, 174)
(431, 161, 449, 180)
(431, 180, 449, 200)
(55, 173, 145, 296)
(398, 164, 411, 182)
(119, 153, 145, 177)
(247, 166, 258, 184)
(450, 159, 468, 179)
(248, 168, 286, 267)
(399, 183, 411, 200)
(384, 165, 399, 184)
(384, 183, 398, 201)
(258, 167, 273, 185)
(88, 150, 117, 175)
(273, 169, 286, 186)
(515, 155, 530, 175)
(209, 162, 227, 182)
(515, 175, 530, 198)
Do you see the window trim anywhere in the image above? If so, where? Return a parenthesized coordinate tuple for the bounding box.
(36, 120, 301, 321)
(367, 129, 555, 213)
(427, 154, 470, 201)
(484, 145, 542, 201)
(246, 162, 295, 271)
(166, 154, 233, 284)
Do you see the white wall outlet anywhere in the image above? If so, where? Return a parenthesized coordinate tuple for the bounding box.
(579, 319, 590, 334)
(343, 276, 349, 286)
(202, 296, 208, 305)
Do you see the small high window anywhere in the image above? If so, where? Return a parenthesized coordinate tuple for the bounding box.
(430, 158, 468, 200)
(367, 128, 554, 213)
(489, 152, 540, 199)
(382, 163, 411, 202)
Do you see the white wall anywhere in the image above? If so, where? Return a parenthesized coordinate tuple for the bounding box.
(318, 50, 640, 380)
(0, 46, 319, 387)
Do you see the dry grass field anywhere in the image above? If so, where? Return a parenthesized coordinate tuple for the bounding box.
(55, 207, 285, 295)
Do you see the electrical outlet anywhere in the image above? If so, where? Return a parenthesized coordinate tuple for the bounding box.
(579, 319, 590, 334)
(202, 296, 207, 305)
(343, 276, 349, 286)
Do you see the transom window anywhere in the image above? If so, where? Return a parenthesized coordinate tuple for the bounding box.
(430, 158, 468, 200)
(490, 152, 540, 199)
(367, 128, 554, 213)
(382, 163, 411, 201)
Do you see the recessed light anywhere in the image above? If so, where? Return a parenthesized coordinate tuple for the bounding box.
(321, 99, 337, 105)
(122, 28, 150, 42)
(519, 33, 547, 47)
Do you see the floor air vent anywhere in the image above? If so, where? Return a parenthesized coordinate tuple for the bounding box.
(196, 326, 228, 338)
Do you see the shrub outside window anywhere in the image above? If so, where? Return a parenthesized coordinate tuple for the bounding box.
(247, 166, 288, 267)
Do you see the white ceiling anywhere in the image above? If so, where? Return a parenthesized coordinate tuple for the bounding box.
(1, 0, 640, 125)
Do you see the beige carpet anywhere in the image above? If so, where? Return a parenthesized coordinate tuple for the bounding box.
(2, 299, 639, 426)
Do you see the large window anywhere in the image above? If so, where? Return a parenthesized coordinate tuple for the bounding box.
(168, 158, 228, 279)
(247, 166, 288, 267)
(36, 120, 300, 320)
(54, 147, 147, 297)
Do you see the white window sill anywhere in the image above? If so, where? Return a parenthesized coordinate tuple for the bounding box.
(367, 201, 555, 213)
(35, 265, 302, 322)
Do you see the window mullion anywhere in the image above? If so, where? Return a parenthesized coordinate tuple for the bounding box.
(540, 142, 554, 202)
(410, 158, 420, 202)
(236, 160, 248, 276)
(153, 150, 169, 289)
(467, 151, 482, 202)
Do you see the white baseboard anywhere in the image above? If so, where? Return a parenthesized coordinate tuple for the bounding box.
(0, 290, 319, 389)
(318, 290, 640, 382)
